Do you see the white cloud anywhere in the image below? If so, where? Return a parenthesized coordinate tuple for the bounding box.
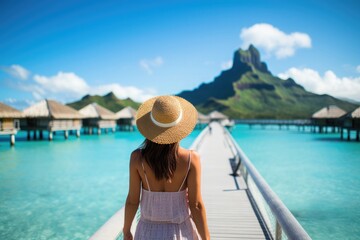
(16, 71, 155, 103)
(17, 84, 46, 98)
(139, 56, 164, 75)
(2, 98, 35, 110)
(1, 64, 30, 80)
(240, 23, 311, 59)
(278, 67, 360, 101)
(33, 71, 90, 99)
(32, 91, 43, 101)
(356, 65, 360, 73)
(90, 84, 155, 102)
(221, 60, 233, 70)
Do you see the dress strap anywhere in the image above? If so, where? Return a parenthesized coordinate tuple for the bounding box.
(141, 161, 151, 192)
(178, 151, 192, 192)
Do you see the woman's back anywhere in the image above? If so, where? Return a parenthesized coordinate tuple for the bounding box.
(134, 148, 200, 239)
(122, 95, 209, 240)
(138, 147, 192, 192)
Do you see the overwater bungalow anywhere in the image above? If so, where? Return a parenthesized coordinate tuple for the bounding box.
(115, 106, 137, 131)
(21, 99, 83, 140)
(311, 105, 346, 133)
(196, 112, 210, 129)
(0, 102, 23, 146)
(341, 107, 360, 141)
(208, 110, 228, 122)
(208, 110, 234, 128)
(79, 103, 117, 134)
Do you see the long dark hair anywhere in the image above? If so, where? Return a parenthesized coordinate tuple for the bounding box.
(140, 139, 179, 180)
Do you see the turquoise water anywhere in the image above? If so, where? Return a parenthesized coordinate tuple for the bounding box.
(232, 124, 360, 240)
(0, 129, 200, 240)
(1, 126, 359, 240)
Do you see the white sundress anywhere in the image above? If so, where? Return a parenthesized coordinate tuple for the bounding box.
(134, 152, 200, 240)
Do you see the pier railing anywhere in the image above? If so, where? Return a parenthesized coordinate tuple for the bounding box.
(223, 126, 311, 240)
(236, 119, 312, 125)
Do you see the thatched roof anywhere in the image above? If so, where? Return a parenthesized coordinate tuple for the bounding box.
(198, 112, 210, 122)
(350, 107, 360, 118)
(79, 103, 117, 120)
(115, 106, 137, 119)
(208, 111, 228, 120)
(0, 102, 23, 118)
(23, 100, 82, 119)
(312, 105, 347, 119)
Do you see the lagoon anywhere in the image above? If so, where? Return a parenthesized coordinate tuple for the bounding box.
(0, 130, 200, 240)
(232, 124, 360, 240)
(0, 125, 359, 239)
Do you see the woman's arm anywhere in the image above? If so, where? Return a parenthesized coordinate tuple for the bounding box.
(123, 150, 142, 239)
(187, 151, 210, 240)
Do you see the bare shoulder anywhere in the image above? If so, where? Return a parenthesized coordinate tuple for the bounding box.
(190, 150, 200, 160)
(190, 150, 201, 167)
(130, 149, 142, 166)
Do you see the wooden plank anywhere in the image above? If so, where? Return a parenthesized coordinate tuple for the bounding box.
(198, 122, 269, 239)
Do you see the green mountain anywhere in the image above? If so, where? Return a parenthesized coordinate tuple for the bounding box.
(67, 92, 140, 112)
(178, 45, 358, 119)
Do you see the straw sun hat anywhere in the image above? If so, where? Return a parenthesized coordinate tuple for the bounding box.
(136, 95, 198, 144)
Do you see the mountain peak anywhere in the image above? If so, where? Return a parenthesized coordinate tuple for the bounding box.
(233, 45, 270, 73)
(103, 91, 117, 99)
(81, 94, 91, 100)
(178, 46, 358, 118)
(67, 92, 141, 112)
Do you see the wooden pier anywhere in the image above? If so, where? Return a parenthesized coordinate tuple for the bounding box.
(199, 122, 269, 239)
(237, 119, 313, 131)
(90, 122, 310, 240)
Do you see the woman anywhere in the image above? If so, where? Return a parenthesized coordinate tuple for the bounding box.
(123, 95, 210, 240)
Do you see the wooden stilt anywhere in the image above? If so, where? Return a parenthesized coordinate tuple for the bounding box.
(10, 134, 15, 146)
(27, 131, 30, 140)
(33, 130, 37, 140)
(89, 128, 93, 135)
(39, 130, 44, 140)
(64, 130, 69, 139)
(49, 131, 53, 141)
(356, 131, 359, 141)
(347, 129, 351, 141)
(97, 128, 101, 135)
(341, 128, 344, 140)
(76, 130, 80, 138)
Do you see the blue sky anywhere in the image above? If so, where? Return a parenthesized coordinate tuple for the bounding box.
(1, 0, 359, 109)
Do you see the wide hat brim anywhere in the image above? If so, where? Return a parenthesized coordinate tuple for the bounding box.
(136, 96, 198, 144)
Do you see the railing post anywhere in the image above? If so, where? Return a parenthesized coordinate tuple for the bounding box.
(232, 155, 241, 176)
(276, 220, 282, 240)
(244, 168, 249, 184)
